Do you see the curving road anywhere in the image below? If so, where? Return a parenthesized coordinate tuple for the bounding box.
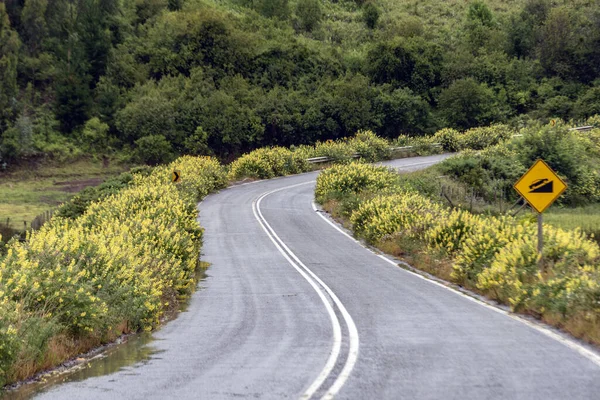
(34, 154, 600, 399)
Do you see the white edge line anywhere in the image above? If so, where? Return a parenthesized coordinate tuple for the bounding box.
(311, 201, 600, 369)
(251, 182, 342, 400)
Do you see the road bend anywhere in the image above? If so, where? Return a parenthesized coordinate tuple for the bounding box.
(34, 154, 600, 399)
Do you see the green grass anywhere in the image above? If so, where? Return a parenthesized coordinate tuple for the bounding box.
(545, 204, 600, 241)
(0, 159, 127, 229)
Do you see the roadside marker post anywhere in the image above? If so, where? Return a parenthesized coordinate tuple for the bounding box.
(513, 159, 567, 256)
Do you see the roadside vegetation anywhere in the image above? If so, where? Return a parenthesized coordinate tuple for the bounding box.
(0, 156, 226, 387)
(315, 123, 600, 346)
(0, 120, 548, 388)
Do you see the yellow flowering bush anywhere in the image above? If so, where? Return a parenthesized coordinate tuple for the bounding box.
(302, 138, 357, 163)
(453, 216, 535, 285)
(227, 147, 310, 180)
(349, 130, 391, 162)
(317, 159, 600, 344)
(0, 156, 225, 386)
(477, 226, 600, 312)
(433, 128, 461, 152)
(458, 124, 513, 150)
(314, 162, 398, 204)
(0, 300, 19, 386)
(351, 193, 443, 244)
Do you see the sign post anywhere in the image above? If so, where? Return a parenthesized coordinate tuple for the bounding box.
(513, 159, 567, 256)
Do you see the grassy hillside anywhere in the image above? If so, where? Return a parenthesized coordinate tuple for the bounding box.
(1, 0, 600, 166)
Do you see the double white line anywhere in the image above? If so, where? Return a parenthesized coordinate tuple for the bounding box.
(252, 182, 359, 400)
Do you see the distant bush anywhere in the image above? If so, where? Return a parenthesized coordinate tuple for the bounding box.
(459, 124, 512, 150)
(133, 135, 175, 166)
(433, 128, 461, 152)
(314, 162, 398, 204)
(227, 147, 310, 180)
(349, 130, 391, 162)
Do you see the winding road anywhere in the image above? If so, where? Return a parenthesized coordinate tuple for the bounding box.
(34, 155, 600, 399)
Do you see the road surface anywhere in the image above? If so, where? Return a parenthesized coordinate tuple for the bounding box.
(33, 154, 600, 399)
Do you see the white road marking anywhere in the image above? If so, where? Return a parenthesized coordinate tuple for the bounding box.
(254, 182, 360, 400)
(311, 202, 600, 369)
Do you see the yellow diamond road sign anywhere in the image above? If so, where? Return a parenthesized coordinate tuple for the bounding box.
(514, 159, 567, 213)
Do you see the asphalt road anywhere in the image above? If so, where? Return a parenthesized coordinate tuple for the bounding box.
(32, 154, 600, 399)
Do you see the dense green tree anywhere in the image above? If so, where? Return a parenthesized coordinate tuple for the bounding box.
(467, 1, 493, 27)
(362, 2, 379, 29)
(53, 70, 92, 133)
(133, 134, 174, 165)
(167, 0, 183, 11)
(295, 0, 322, 32)
(80, 116, 110, 151)
(367, 38, 442, 94)
(201, 90, 264, 158)
(438, 78, 499, 129)
(115, 86, 177, 144)
(574, 86, 600, 119)
(2, 0, 600, 166)
(506, 0, 550, 58)
(253, 0, 289, 20)
(464, 1, 499, 53)
(133, 0, 168, 25)
(374, 86, 432, 136)
(538, 7, 576, 78)
(0, 3, 21, 133)
(21, 0, 48, 56)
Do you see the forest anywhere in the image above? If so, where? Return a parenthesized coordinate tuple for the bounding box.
(1, 0, 600, 165)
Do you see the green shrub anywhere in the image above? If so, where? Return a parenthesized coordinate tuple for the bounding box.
(314, 162, 398, 204)
(459, 124, 512, 150)
(350, 192, 443, 243)
(349, 130, 391, 162)
(227, 147, 310, 180)
(433, 128, 461, 152)
(133, 135, 175, 166)
(514, 124, 600, 205)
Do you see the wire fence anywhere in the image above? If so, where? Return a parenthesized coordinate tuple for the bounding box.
(1, 209, 56, 233)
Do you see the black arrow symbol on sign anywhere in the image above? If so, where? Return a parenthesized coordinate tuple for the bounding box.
(173, 171, 180, 182)
(529, 179, 553, 193)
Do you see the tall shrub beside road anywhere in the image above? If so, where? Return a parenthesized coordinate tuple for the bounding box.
(0, 156, 226, 387)
(316, 162, 600, 345)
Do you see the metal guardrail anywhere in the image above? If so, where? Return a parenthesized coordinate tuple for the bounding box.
(569, 126, 594, 132)
(306, 144, 442, 164)
(305, 125, 596, 164)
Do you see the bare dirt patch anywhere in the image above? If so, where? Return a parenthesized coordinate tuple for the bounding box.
(53, 178, 105, 193)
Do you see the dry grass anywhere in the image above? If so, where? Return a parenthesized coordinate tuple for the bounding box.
(0, 159, 126, 229)
(9, 321, 132, 385)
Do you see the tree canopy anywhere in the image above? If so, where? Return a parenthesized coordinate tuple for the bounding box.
(1, 0, 600, 164)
